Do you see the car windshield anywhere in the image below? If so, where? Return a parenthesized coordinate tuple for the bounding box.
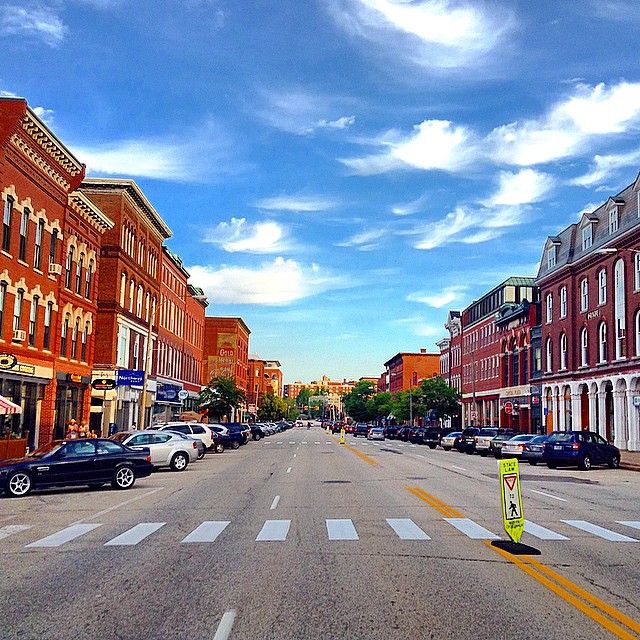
(531, 435, 547, 443)
(510, 435, 535, 442)
(28, 441, 65, 458)
(479, 429, 497, 436)
(547, 432, 575, 443)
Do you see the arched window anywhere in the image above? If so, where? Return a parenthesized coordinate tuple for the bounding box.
(580, 327, 588, 366)
(76, 254, 84, 295)
(560, 287, 567, 318)
(636, 311, 640, 357)
(545, 337, 552, 372)
(136, 285, 143, 317)
(560, 333, 567, 369)
(13, 288, 24, 331)
(614, 259, 626, 359)
(580, 278, 589, 312)
(129, 279, 134, 312)
(635, 253, 640, 291)
(85, 260, 93, 298)
(120, 272, 126, 307)
(43, 301, 53, 350)
(598, 322, 607, 363)
(598, 268, 607, 305)
(71, 318, 79, 359)
(81, 323, 88, 362)
(28, 296, 39, 347)
(60, 314, 70, 357)
(546, 293, 553, 323)
(65, 247, 74, 289)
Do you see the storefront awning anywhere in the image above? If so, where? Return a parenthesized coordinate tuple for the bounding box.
(0, 395, 21, 415)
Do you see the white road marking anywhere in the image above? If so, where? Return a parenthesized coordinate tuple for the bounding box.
(326, 519, 359, 540)
(277, 441, 283, 445)
(416, 454, 426, 458)
(314, 441, 320, 444)
(562, 520, 638, 542)
(444, 518, 500, 540)
(264, 441, 272, 445)
(302, 441, 308, 444)
(104, 522, 165, 546)
(409, 444, 417, 448)
(26, 523, 102, 548)
(450, 465, 467, 471)
(289, 441, 296, 444)
(256, 519, 291, 541)
(386, 518, 430, 540)
(530, 489, 567, 502)
(0, 524, 32, 540)
(293, 454, 297, 458)
(182, 521, 230, 543)
(286, 467, 292, 473)
(524, 520, 569, 540)
(618, 521, 640, 532)
(270, 496, 281, 510)
(71, 487, 165, 525)
(213, 610, 237, 640)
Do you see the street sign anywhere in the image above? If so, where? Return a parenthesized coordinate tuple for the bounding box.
(499, 458, 524, 543)
(503, 401, 513, 415)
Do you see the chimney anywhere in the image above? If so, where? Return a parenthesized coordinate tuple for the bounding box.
(420, 348, 427, 354)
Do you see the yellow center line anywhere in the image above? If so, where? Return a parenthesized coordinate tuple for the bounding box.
(329, 434, 379, 466)
(406, 486, 640, 639)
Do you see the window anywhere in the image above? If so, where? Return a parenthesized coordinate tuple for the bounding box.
(581, 327, 588, 366)
(76, 255, 83, 295)
(2, 196, 13, 253)
(598, 269, 607, 305)
(81, 323, 88, 362)
(43, 302, 53, 350)
(120, 272, 126, 307)
(533, 346, 542, 374)
(65, 247, 73, 289)
(85, 261, 92, 298)
(136, 285, 143, 317)
(129, 280, 134, 312)
(547, 246, 556, 269)
(635, 253, 640, 291)
(0, 282, 5, 339)
(28, 297, 39, 346)
(133, 334, 140, 370)
(49, 229, 58, 265)
(70, 319, 79, 360)
(13, 289, 23, 332)
(60, 315, 69, 357)
(18, 208, 29, 262)
(546, 293, 553, 323)
(560, 333, 567, 369)
(545, 337, 552, 372)
(580, 278, 589, 312)
(582, 225, 592, 250)
(614, 260, 626, 359)
(34, 220, 44, 270)
(598, 322, 607, 363)
(560, 287, 567, 318)
(636, 311, 640, 357)
(609, 208, 619, 234)
(117, 324, 129, 367)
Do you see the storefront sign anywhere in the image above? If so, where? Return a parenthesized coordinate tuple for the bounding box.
(587, 309, 600, 320)
(67, 373, 83, 383)
(0, 353, 17, 370)
(503, 385, 531, 398)
(157, 383, 181, 402)
(14, 363, 35, 375)
(92, 378, 116, 390)
(117, 370, 144, 386)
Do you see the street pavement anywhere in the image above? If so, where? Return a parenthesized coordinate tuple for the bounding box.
(1, 429, 639, 639)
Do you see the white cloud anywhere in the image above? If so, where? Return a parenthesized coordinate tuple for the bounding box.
(188, 257, 352, 305)
(0, 6, 66, 46)
(572, 148, 640, 187)
(392, 193, 428, 216)
(407, 285, 467, 308)
(483, 169, 555, 207)
(254, 195, 338, 212)
(393, 315, 441, 337)
(31, 106, 55, 126)
(409, 206, 478, 250)
(327, 0, 515, 70)
(336, 227, 387, 250)
(203, 218, 292, 254)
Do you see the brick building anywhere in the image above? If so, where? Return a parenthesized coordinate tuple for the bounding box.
(537, 174, 640, 451)
(82, 178, 172, 432)
(247, 356, 267, 417)
(0, 98, 113, 448)
(264, 360, 283, 397)
(382, 350, 440, 395)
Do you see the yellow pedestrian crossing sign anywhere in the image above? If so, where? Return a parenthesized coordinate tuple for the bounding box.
(499, 458, 524, 543)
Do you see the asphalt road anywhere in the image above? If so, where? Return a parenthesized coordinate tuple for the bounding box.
(1, 428, 640, 640)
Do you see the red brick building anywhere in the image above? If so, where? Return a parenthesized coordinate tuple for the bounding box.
(247, 356, 268, 417)
(383, 350, 440, 395)
(82, 178, 172, 431)
(0, 98, 113, 447)
(537, 175, 640, 451)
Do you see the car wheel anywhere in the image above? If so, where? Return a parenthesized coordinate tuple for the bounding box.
(494, 452, 502, 459)
(215, 443, 225, 453)
(609, 454, 620, 469)
(231, 440, 240, 450)
(112, 465, 136, 489)
(170, 452, 189, 471)
(254, 433, 261, 441)
(6, 471, 32, 497)
(429, 444, 436, 450)
(579, 455, 592, 471)
(528, 460, 538, 466)
(480, 451, 487, 457)
(197, 449, 206, 460)
(547, 462, 557, 469)
(442, 446, 451, 451)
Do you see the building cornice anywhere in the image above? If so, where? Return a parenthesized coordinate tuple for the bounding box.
(68, 191, 115, 234)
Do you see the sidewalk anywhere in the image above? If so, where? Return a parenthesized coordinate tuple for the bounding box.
(621, 450, 640, 472)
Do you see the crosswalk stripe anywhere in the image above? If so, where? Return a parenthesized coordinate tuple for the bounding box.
(26, 523, 101, 548)
(256, 520, 291, 541)
(562, 520, 638, 542)
(617, 521, 640, 532)
(386, 518, 430, 540)
(524, 520, 569, 540)
(444, 517, 500, 540)
(104, 522, 165, 546)
(0, 524, 32, 540)
(182, 521, 230, 543)
(326, 519, 359, 540)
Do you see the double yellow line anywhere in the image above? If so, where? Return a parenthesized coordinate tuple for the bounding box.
(407, 486, 640, 639)
(330, 434, 379, 466)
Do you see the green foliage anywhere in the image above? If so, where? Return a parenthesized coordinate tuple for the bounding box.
(366, 391, 393, 423)
(296, 387, 312, 408)
(198, 376, 246, 421)
(342, 380, 377, 422)
(258, 391, 289, 420)
(417, 376, 461, 420)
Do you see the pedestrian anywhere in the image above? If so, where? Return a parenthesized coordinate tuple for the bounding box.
(131, 422, 137, 431)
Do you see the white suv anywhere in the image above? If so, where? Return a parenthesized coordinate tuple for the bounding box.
(153, 422, 214, 451)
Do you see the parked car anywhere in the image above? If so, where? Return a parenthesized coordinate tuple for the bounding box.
(408, 426, 423, 443)
(0, 438, 153, 497)
(208, 424, 244, 449)
(399, 426, 413, 442)
(353, 423, 371, 438)
(474, 428, 499, 456)
(250, 424, 264, 440)
(440, 431, 462, 451)
(367, 427, 385, 441)
(111, 430, 198, 470)
(501, 434, 537, 459)
(152, 422, 214, 451)
(384, 425, 401, 439)
(521, 435, 548, 465)
(489, 429, 519, 458)
(422, 427, 444, 449)
(544, 431, 621, 470)
(224, 422, 251, 443)
(459, 427, 481, 454)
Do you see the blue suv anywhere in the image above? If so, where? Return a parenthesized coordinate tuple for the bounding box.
(543, 431, 620, 470)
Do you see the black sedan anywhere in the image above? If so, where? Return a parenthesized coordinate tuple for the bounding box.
(0, 438, 153, 498)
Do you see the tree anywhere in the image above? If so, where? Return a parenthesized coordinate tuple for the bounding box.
(258, 391, 288, 421)
(296, 387, 312, 410)
(366, 391, 393, 424)
(342, 380, 377, 422)
(417, 376, 461, 422)
(198, 376, 246, 421)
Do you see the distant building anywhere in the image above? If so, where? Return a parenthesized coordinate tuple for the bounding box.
(383, 350, 440, 395)
(264, 360, 283, 397)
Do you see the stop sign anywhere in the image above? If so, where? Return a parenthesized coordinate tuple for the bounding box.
(504, 401, 513, 415)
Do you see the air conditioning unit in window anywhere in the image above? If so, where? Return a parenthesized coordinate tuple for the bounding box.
(48, 263, 63, 276)
(12, 329, 26, 342)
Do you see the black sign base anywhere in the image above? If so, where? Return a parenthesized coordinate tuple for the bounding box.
(491, 540, 541, 555)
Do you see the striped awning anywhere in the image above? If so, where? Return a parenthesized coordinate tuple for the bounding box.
(0, 395, 21, 415)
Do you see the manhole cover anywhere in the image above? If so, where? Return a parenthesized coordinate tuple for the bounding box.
(380, 448, 402, 454)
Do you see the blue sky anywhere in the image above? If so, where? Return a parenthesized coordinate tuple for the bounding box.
(4, 1, 640, 383)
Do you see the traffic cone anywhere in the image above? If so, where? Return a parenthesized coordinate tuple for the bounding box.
(340, 429, 345, 444)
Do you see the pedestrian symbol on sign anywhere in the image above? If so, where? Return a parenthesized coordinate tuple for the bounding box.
(499, 460, 524, 542)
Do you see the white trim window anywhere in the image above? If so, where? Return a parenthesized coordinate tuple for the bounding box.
(547, 246, 557, 269)
(636, 311, 640, 357)
(581, 327, 588, 366)
(117, 324, 129, 367)
(580, 278, 589, 312)
(560, 286, 567, 318)
(545, 337, 552, 372)
(635, 252, 640, 291)
(598, 322, 607, 363)
(609, 208, 619, 234)
(598, 268, 607, 305)
(582, 225, 592, 250)
(560, 333, 567, 369)
(546, 293, 553, 324)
